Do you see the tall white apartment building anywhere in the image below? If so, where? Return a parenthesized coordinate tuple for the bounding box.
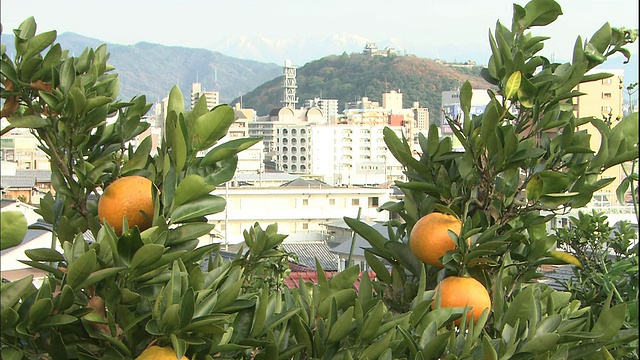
(276, 123, 406, 185)
(190, 82, 220, 110)
(304, 97, 338, 124)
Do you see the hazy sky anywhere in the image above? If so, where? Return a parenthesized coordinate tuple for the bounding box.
(2, 0, 639, 64)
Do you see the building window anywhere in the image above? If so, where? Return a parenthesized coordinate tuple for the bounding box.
(601, 106, 613, 113)
(602, 78, 613, 85)
(302, 223, 309, 230)
(329, 198, 335, 206)
(602, 92, 612, 98)
(368, 197, 379, 208)
(352, 198, 360, 206)
(302, 199, 308, 206)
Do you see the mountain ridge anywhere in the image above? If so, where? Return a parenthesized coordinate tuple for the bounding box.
(1, 32, 283, 106)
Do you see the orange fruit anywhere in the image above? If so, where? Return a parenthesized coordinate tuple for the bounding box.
(409, 212, 463, 268)
(433, 276, 491, 325)
(97, 176, 154, 236)
(136, 345, 188, 360)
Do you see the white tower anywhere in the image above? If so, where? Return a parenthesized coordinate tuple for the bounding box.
(283, 60, 298, 109)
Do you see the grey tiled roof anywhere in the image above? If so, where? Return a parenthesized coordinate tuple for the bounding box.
(0, 175, 36, 188)
(15, 169, 52, 182)
(538, 265, 577, 290)
(281, 242, 339, 271)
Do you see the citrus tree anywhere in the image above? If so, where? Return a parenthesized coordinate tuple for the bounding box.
(1, 0, 639, 359)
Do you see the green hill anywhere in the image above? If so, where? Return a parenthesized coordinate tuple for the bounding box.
(234, 53, 491, 116)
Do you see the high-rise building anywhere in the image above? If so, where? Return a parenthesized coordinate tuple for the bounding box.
(190, 82, 219, 110)
(412, 102, 430, 131)
(275, 123, 406, 185)
(382, 90, 403, 111)
(304, 97, 338, 124)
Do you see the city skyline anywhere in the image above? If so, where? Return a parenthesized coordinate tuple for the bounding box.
(2, 0, 639, 67)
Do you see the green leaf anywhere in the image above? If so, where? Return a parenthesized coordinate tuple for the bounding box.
(526, 174, 544, 201)
(504, 71, 522, 100)
(1, 211, 28, 250)
(329, 264, 360, 290)
(590, 303, 627, 342)
(129, 244, 164, 271)
(1, 275, 34, 310)
(6, 115, 50, 130)
(344, 217, 390, 257)
(167, 223, 216, 244)
(385, 241, 422, 277)
(588, 23, 612, 54)
(460, 81, 473, 117)
(65, 249, 96, 289)
(518, 0, 563, 31)
(327, 306, 354, 344)
(193, 105, 236, 150)
(29, 298, 54, 326)
(24, 248, 65, 262)
(359, 327, 395, 360)
(201, 137, 262, 166)
(519, 333, 560, 354)
(172, 174, 217, 208)
(23, 30, 57, 59)
(364, 250, 391, 283)
(116, 228, 144, 266)
(359, 300, 385, 342)
(170, 195, 226, 224)
(167, 86, 185, 114)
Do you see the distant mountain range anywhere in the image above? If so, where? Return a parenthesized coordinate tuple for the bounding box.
(2, 31, 637, 116)
(1, 32, 283, 106)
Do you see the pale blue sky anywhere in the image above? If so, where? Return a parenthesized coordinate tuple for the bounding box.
(2, 0, 638, 65)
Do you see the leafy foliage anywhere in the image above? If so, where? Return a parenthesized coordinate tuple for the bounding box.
(555, 211, 639, 327)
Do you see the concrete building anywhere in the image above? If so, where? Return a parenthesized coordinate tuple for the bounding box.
(249, 106, 324, 155)
(205, 177, 393, 246)
(304, 97, 338, 124)
(382, 90, 403, 111)
(190, 82, 220, 110)
(412, 102, 430, 131)
(0, 123, 50, 170)
(274, 123, 406, 185)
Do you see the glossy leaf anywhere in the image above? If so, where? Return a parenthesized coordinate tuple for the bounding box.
(172, 174, 217, 208)
(0, 211, 28, 250)
(65, 249, 96, 289)
(170, 195, 226, 224)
